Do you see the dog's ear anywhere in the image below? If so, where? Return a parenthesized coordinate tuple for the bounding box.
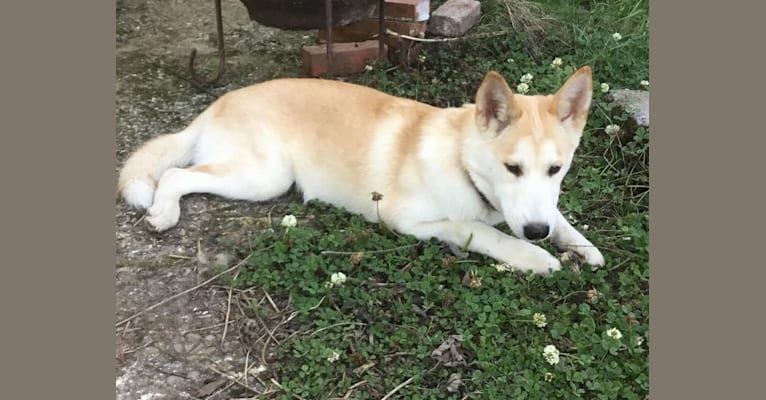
(475, 71, 518, 134)
(551, 66, 593, 131)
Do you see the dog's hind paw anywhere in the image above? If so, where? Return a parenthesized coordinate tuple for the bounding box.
(146, 201, 181, 232)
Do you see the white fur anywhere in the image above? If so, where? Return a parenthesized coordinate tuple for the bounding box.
(122, 180, 155, 209)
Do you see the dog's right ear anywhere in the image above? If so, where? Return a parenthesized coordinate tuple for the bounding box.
(475, 71, 518, 135)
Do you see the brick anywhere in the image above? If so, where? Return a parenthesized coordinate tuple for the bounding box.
(373, 0, 430, 22)
(318, 19, 379, 43)
(318, 19, 427, 43)
(428, 0, 480, 37)
(302, 40, 388, 76)
(386, 19, 428, 38)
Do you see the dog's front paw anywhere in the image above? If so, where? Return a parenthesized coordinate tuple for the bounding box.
(572, 245, 605, 269)
(561, 245, 605, 270)
(514, 246, 562, 275)
(146, 201, 180, 232)
(580, 246, 605, 268)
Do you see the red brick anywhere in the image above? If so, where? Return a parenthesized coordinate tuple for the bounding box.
(385, 19, 427, 38)
(318, 19, 379, 43)
(318, 19, 427, 43)
(302, 40, 388, 76)
(374, 0, 430, 21)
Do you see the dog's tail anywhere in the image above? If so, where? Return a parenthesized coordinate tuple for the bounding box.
(117, 123, 202, 209)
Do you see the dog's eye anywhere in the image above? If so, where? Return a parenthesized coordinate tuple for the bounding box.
(548, 165, 562, 176)
(506, 164, 523, 177)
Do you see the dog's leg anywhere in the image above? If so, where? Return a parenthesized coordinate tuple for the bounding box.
(147, 162, 293, 231)
(402, 220, 561, 275)
(551, 211, 605, 267)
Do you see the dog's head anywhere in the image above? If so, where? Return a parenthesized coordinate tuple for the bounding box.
(466, 66, 593, 241)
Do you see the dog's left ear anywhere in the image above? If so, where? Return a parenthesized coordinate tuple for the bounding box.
(475, 71, 519, 135)
(551, 66, 593, 131)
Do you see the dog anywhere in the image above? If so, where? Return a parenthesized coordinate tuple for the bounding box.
(118, 66, 605, 274)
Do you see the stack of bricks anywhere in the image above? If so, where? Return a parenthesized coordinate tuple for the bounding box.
(302, 0, 430, 76)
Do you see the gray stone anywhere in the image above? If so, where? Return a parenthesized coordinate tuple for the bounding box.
(609, 89, 649, 127)
(185, 333, 202, 343)
(428, 0, 481, 37)
(166, 375, 185, 386)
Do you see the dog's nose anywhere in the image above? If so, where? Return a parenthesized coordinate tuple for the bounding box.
(523, 223, 550, 240)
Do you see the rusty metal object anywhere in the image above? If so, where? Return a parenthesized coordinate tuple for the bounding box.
(326, 0, 334, 75)
(188, 0, 387, 85)
(188, 0, 226, 88)
(238, 0, 378, 30)
(378, 0, 385, 61)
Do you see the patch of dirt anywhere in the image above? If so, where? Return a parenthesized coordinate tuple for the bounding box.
(115, 1, 316, 398)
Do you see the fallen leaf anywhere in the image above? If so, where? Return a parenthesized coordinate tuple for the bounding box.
(431, 335, 467, 367)
(446, 372, 462, 393)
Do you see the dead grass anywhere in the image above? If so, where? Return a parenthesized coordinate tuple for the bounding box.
(501, 0, 555, 45)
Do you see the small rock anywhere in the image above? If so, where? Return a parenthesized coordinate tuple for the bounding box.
(608, 89, 649, 127)
(185, 333, 202, 343)
(428, 0, 481, 37)
(172, 340, 184, 354)
(166, 375, 185, 386)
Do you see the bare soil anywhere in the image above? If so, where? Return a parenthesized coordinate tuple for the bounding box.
(115, 1, 316, 398)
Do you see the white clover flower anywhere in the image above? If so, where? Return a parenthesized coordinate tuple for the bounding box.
(605, 124, 621, 135)
(327, 350, 340, 363)
(551, 57, 563, 68)
(520, 73, 534, 83)
(533, 313, 547, 328)
(280, 214, 297, 228)
(544, 372, 554, 382)
(635, 336, 644, 346)
(640, 80, 649, 88)
(418, 54, 426, 63)
(600, 83, 610, 93)
(612, 32, 622, 41)
(516, 82, 530, 94)
(506, 58, 515, 63)
(330, 272, 347, 287)
(542, 345, 560, 365)
(364, 64, 374, 72)
(606, 328, 623, 340)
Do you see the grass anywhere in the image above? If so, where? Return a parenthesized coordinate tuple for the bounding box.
(219, 0, 649, 398)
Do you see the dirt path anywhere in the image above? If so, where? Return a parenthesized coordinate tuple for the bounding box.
(115, 1, 315, 398)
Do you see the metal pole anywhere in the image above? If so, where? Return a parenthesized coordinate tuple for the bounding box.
(325, 0, 334, 76)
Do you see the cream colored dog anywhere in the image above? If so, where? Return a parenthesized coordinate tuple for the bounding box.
(119, 67, 604, 274)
